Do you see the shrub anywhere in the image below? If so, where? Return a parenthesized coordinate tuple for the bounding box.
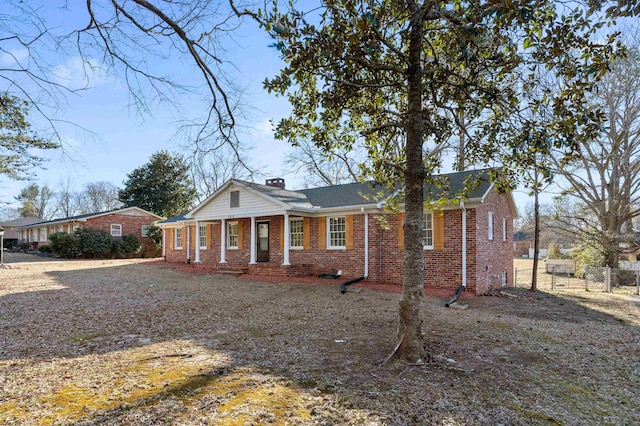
(122, 234, 141, 254)
(146, 224, 162, 248)
(547, 243, 562, 259)
(76, 228, 112, 257)
(48, 232, 64, 247)
(111, 235, 141, 258)
(111, 239, 126, 258)
(38, 245, 52, 253)
(49, 232, 80, 258)
(572, 245, 604, 278)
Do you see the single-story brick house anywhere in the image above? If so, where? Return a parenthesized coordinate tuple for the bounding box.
(0, 217, 42, 248)
(158, 170, 517, 295)
(17, 207, 162, 251)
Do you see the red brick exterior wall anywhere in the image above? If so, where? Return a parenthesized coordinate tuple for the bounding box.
(85, 214, 151, 240)
(162, 188, 514, 294)
(289, 215, 367, 278)
(474, 188, 515, 293)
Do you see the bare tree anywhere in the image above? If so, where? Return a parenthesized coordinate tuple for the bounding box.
(1, 1, 253, 163)
(551, 42, 640, 267)
(188, 144, 254, 202)
(284, 139, 365, 188)
(81, 182, 122, 214)
(56, 177, 81, 218)
(15, 182, 57, 219)
(0, 206, 19, 221)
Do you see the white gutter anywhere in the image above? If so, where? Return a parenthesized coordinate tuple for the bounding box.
(361, 207, 369, 278)
(461, 200, 467, 288)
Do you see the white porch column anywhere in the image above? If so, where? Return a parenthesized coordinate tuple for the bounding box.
(283, 212, 291, 266)
(186, 224, 191, 263)
(220, 218, 226, 263)
(195, 221, 201, 263)
(250, 216, 256, 264)
(162, 228, 166, 260)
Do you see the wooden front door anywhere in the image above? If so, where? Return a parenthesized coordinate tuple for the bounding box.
(257, 222, 269, 262)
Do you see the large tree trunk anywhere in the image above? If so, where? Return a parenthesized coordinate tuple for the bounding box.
(397, 6, 426, 363)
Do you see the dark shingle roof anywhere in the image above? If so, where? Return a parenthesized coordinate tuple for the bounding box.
(169, 169, 497, 222)
(298, 181, 389, 208)
(240, 181, 314, 209)
(296, 169, 492, 207)
(423, 169, 492, 200)
(159, 212, 189, 224)
(19, 207, 160, 228)
(0, 217, 42, 227)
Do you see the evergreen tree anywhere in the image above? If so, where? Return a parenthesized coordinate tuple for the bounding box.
(0, 93, 58, 181)
(119, 151, 197, 218)
(260, 0, 631, 361)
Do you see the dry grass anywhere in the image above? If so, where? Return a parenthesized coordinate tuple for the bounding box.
(1, 256, 639, 425)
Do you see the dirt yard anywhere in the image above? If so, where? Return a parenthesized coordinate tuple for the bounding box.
(1, 258, 639, 425)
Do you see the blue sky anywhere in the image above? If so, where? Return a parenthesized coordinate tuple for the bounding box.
(0, 3, 297, 210)
(0, 2, 536, 214)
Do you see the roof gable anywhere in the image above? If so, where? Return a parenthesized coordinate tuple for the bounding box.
(188, 180, 306, 219)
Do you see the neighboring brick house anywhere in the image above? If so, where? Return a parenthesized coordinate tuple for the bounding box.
(158, 170, 517, 295)
(0, 217, 41, 247)
(17, 207, 162, 252)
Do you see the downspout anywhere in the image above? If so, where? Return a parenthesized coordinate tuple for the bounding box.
(340, 207, 369, 294)
(446, 200, 467, 307)
(361, 207, 369, 278)
(461, 200, 467, 288)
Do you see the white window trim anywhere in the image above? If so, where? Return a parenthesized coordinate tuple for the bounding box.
(423, 211, 434, 250)
(111, 224, 122, 237)
(289, 218, 304, 250)
(141, 225, 150, 238)
(327, 216, 346, 250)
(174, 228, 183, 250)
(199, 225, 207, 250)
(402, 212, 434, 250)
(227, 221, 239, 250)
(502, 217, 507, 242)
(488, 212, 494, 241)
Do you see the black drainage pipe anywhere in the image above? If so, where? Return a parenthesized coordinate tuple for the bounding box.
(445, 286, 465, 307)
(341, 276, 366, 294)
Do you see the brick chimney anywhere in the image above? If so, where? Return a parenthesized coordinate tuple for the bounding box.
(265, 178, 285, 189)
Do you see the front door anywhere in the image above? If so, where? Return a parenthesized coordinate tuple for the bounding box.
(257, 222, 269, 262)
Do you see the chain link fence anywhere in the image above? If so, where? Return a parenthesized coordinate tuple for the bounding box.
(514, 262, 640, 294)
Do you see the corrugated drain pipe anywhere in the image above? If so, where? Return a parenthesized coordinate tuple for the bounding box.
(341, 208, 369, 294)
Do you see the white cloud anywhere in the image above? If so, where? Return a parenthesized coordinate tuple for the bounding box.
(0, 48, 30, 67)
(252, 119, 275, 138)
(51, 56, 111, 90)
